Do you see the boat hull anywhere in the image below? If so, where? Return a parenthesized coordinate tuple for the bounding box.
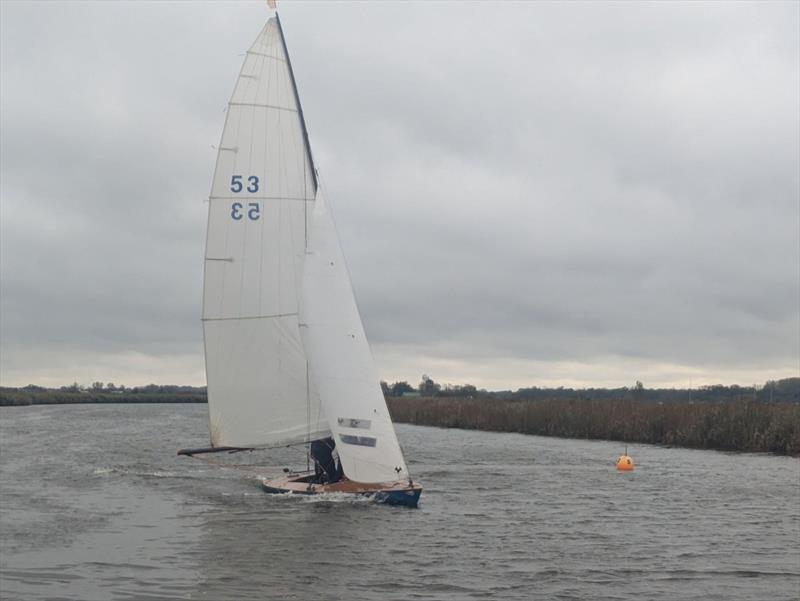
(261, 472, 422, 507)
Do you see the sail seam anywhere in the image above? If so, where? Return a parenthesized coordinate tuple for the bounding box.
(246, 50, 285, 61)
(208, 195, 310, 201)
(229, 101, 298, 113)
(203, 312, 298, 322)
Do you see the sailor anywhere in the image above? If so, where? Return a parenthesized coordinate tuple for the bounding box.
(310, 437, 341, 484)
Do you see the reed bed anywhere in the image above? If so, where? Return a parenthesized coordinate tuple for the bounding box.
(387, 396, 800, 455)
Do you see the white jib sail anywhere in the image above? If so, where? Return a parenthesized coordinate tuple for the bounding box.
(300, 189, 409, 483)
(202, 18, 329, 448)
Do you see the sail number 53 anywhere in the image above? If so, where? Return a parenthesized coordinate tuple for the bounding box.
(230, 175, 259, 193)
(231, 202, 259, 220)
(230, 175, 260, 220)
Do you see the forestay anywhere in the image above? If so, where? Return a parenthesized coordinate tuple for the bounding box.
(202, 18, 329, 448)
(300, 190, 409, 483)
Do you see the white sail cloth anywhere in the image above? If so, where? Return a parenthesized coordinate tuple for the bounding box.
(202, 17, 410, 483)
(202, 18, 328, 448)
(300, 190, 409, 483)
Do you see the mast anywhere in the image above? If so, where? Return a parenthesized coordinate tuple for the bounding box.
(274, 10, 319, 462)
(275, 13, 318, 195)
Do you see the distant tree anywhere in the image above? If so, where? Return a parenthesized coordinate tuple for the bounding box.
(380, 381, 390, 396)
(439, 383, 478, 398)
(106, 382, 116, 392)
(91, 381, 104, 391)
(391, 381, 414, 397)
(419, 374, 441, 397)
(633, 380, 645, 401)
(757, 378, 799, 403)
(457, 384, 478, 398)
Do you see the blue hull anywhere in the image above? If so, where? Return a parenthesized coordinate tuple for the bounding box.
(371, 488, 421, 507)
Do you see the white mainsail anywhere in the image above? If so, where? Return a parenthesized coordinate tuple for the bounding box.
(300, 190, 409, 483)
(202, 15, 410, 486)
(202, 17, 328, 448)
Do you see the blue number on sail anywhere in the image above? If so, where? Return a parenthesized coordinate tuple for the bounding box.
(247, 176, 259, 193)
(231, 202, 243, 220)
(230, 175, 243, 193)
(248, 203, 260, 220)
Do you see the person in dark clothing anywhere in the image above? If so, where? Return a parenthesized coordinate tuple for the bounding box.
(310, 437, 341, 484)
(333, 451, 344, 482)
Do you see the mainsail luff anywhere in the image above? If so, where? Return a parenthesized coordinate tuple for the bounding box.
(202, 18, 328, 449)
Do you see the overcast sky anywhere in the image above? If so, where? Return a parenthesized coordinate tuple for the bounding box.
(1, 1, 798, 390)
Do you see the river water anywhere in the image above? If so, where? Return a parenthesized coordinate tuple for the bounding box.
(0, 403, 798, 600)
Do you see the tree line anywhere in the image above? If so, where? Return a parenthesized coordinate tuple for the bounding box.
(381, 376, 800, 404)
(2, 377, 798, 455)
(2, 377, 797, 407)
(0, 383, 207, 406)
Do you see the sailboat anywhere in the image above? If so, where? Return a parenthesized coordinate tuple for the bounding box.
(178, 11, 421, 507)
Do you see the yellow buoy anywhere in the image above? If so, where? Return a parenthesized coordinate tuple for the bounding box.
(616, 455, 634, 471)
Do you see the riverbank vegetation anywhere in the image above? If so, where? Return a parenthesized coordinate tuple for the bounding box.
(0, 383, 206, 406)
(381, 376, 800, 455)
(3, 378, 798, 455)
(382, 376, 800, 404)
(386, 393, 800, 455)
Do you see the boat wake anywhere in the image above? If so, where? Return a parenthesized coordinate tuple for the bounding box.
(268, 490, 375, 505)
(91, 466, 214, 480)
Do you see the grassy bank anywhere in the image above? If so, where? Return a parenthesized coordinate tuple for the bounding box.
(4, 384, 798, 455)
(387, 396, 800, 456)
(0, 387, 206, 406)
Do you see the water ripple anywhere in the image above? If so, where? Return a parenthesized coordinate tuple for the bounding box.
(0, 405, 798, 601)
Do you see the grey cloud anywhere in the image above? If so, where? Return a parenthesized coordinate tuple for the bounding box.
(1, 1, 797, 386)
